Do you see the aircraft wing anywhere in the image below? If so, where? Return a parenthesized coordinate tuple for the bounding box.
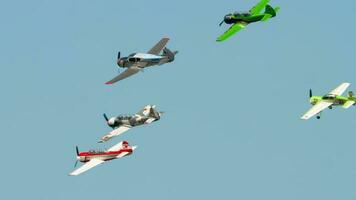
(343, 100, 355, 109)
(145, 117, 156, 124)
(216, 22, 247, 42)
(69, 159, 104, 176)
(147, 38, 169, 55)
(249, 0, 270, 15)
(328, 83, 350, 96)
(99, 126, 131, 143)
(301, 101, 333, 120)
(105, 66, 140, 85)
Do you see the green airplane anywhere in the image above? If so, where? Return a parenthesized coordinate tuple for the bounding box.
(301, 83, 356, 120)
(217, 0, 280, 42)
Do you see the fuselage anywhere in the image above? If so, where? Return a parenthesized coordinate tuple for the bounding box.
(310, 95, 354, 106)
(77, 147, 133, 163)
(117, 53, 167, 69)
(223, 13, 267, 24)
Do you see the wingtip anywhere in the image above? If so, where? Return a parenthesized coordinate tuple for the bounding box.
(105, 82, 113, 85)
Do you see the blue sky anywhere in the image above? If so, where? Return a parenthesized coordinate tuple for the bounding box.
(1, 0, 356, 199)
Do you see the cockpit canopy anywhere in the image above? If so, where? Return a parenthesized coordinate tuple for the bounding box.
(88, 149, 106, 154)
(128, 57, 141, 62)
(322, 94, 336, 100)
(117, 115, 131, 120)
(233, 11, 251, 17)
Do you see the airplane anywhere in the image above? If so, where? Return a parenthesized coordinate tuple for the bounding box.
(69, 141, 137, 176)
(99, 105, 163, 143)
(301, 83, 356, 120)
(216, 0, 280, 42)
(105, 37, 178, 85)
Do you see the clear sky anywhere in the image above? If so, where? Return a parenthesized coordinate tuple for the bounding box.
(1, 0, 356, 199)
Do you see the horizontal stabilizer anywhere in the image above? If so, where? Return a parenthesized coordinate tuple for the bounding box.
(261, 14, 272, 21)
(343, 100, 355, 109)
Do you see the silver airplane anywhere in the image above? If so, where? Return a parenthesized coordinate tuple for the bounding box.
(105, 37, 178, 85)
(99, 105, 163, 143)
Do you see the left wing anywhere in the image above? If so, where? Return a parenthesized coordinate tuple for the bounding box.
(99, 126, 131, 143)
(301, 101, 333, 120)
(105, 66, 140, 85)
(328, 83, 350, 96)
(216, 22, 247, 42)
(69, 159, 104, 176)
(249, 0, 270, 15)
(147, 38, 169, 55)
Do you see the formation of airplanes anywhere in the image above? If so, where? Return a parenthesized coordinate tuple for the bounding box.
(69, 0, 354, 176)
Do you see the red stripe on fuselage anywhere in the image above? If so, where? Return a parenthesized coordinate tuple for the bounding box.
(79, 149, 132, 157)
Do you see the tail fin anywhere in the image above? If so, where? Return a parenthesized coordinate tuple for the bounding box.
(148, 105, 161, 120)
(162, 47, 177, 62)
(261, 5, 279, 21)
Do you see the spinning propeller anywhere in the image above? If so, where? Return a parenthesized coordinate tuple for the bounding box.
(309, 89, 313, 98)
(74, 146, 80, 168)
(117, 51, 121, 73)
(103, 113, 115, 129)
(219, 20, 224, 26)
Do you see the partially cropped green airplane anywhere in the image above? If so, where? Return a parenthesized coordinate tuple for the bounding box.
(217, 0, 280, 42)
(301, 83, 356, 120)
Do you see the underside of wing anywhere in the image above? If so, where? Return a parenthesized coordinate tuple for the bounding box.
(328, 83, 350, 96)
(301, 101, 333, 120)
(343, 100, 355, 109)
(216, 22, 246, 42)
(147, 38, 169, 55)
(69, 159, 104, 176)
(99, 126, 131, 143)
(249, 0, 270, 15)
(105, 67, 140, 85)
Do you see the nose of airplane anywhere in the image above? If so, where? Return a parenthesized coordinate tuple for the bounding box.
(117, 59, 125, 67)
(107, 118, 116, 126)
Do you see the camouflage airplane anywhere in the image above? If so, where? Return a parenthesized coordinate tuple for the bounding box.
(99, 105, 163, 142)
(301, 83, 356, 120)
(217, 0, 280, 42)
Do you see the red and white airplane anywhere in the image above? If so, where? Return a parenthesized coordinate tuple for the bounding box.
(69, 141, 137, 176)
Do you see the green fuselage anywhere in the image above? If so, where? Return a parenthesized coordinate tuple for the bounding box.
(310, 95, 356, 106)
(224, 13, 267, 25)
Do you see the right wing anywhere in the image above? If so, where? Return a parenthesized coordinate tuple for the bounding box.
(216, 22, 247, 42)
(328, 83, 350, 96)
(249, 0, 270, 15)
(343, 100, 355, 109)
(69, 159, 104, 176)
(99, 126, 131, 143)
(105, 67, 140, 85)
(301, 101, 333, 120)
(147, 38, 169, 55)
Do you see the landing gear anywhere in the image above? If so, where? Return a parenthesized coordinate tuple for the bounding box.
(328, 106, 332, 109)
(316, 116, 320, 119)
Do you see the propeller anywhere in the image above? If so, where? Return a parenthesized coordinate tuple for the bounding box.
(309, 89, 313, 98)
(117, 51, 121, 59)
(74, 146, 80, 168)
(103, 113, 109, 122)
(76, 146, 79, 156)
(103, 113, 115, 129)
(219, 20, 224, 26)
